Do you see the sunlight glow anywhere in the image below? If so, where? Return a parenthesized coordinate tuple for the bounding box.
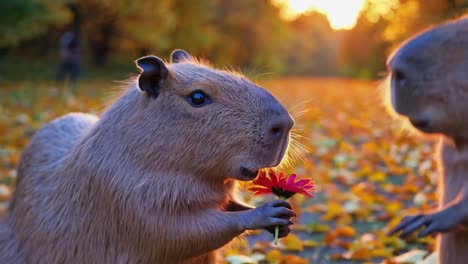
(287, 0, 314, 14)
(277, 0, 367, 30)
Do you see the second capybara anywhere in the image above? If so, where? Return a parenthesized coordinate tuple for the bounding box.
(387, 16, 468, 264)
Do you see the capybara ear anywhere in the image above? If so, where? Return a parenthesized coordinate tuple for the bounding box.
(170, 49, 191, 63)
(135, 55, 169, 98)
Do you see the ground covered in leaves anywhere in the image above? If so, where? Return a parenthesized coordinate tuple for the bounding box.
(0, 78, 439, 263)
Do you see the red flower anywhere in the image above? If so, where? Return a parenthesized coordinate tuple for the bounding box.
(248, 170, 314, 199)
(248, 169, 315, 245)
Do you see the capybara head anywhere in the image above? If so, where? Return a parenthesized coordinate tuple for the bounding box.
(113, 50, 294, 182)
(386, 17, 468, 138)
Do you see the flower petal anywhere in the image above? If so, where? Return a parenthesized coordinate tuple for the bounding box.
(295, 179, 311, 187)
(287, 174, 297, 186)
(252, 171, 273, 187)
(302, 183, 315, 190)
(279, 178, 288, 189)
(248, 186, 270, 192)
(252, 189, 274, 196)
(269, 170, 279, 186)
(278, 172, 286, 181)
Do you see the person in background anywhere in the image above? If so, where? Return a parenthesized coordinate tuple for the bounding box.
(57, 31, 80, 86)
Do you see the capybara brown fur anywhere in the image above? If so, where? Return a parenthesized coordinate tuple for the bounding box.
(0, 50, 296, 263)
(387, 16, 468, 263)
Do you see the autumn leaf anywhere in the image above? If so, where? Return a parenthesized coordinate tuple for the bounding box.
(278, 233, 304, 251)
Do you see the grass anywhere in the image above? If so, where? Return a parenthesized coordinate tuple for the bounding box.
(0, 77, 438, 263)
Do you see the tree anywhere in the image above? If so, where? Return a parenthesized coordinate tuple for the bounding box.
(79, 0, 174, 66)
(167, 0, 217, 56)
(0, 0, 72, 48)
(209, 0, 289, 73)
(280, 12, 339, 76)
(337, 0, 468, 78)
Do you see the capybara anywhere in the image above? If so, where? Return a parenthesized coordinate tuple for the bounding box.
(387, 16, 468, 264)
(0, 49, 296, 263)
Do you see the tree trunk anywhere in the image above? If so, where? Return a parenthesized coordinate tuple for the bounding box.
(92, 22, 113, 67)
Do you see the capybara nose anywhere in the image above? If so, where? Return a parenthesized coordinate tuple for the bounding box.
(267, 108, 294, 141)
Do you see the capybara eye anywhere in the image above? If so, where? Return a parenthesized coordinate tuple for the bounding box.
(187, 90, 211, 107)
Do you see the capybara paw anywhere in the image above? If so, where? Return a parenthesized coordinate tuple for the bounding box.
(244, 200, 295, 230)
(389, 209, 460, 238)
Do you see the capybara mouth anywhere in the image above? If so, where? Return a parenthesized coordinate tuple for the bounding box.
(410, 118, 431, 130)
(240, 167, 259, 180)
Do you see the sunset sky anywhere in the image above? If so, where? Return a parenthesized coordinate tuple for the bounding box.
(276, 0, 397, 30)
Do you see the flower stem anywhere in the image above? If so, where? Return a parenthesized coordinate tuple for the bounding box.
(274, 196, 286, 245)
(274, 226, 280, 245)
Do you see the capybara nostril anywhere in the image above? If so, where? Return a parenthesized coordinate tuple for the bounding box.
(270, 124, 283, 138)
(394, 69, 406, 81)
(391, 68, 408, 88)
(268, 114, 294, 141)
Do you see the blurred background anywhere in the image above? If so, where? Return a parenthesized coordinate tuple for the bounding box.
(1, 1, 468, 263)
(1, 0, 467, 82)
